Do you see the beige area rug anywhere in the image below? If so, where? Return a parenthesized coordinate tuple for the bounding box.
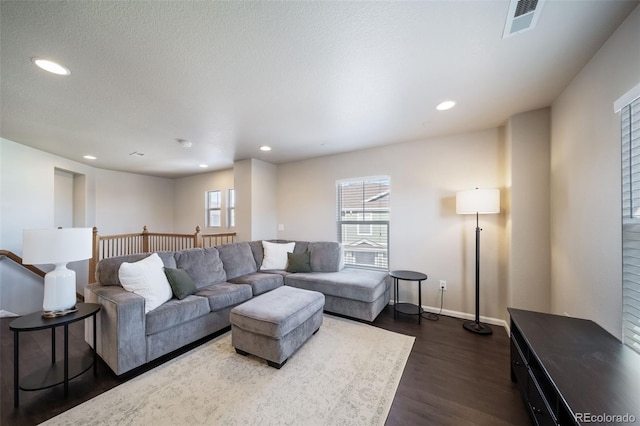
(41, 315, 415, 426)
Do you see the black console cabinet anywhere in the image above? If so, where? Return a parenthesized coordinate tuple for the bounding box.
(508, 308, 640, 426)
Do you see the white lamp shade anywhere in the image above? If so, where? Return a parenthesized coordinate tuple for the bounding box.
(456, 189, 500, 215)
(22, 228, 93, 265)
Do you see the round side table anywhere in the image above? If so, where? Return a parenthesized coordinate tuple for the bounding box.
(390, 270, 428, 324)
(10, 302, 101, 407)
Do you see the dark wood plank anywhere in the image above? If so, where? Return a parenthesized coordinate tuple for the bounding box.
(1, 306, 530, 425)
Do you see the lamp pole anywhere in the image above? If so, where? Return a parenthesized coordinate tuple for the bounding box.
(463, 211, 493, 335)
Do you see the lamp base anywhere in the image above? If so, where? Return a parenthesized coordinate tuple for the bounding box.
(43, 263, 77, 312)
(42, 306, 79, 318)
(463, 320, 493, 335)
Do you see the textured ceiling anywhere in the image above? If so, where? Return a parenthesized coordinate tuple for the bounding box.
(1, 1, 638, 177)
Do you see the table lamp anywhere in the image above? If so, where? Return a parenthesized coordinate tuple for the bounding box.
(22, 228, 93, 314)
(456, 188, 500, 335)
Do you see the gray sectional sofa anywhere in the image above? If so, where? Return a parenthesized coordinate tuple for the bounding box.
(85, 240, 390, 375)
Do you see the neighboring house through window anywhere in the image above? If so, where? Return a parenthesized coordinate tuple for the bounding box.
(337, 176, 390, 270)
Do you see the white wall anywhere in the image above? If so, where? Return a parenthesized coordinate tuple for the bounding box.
(251, 159, 278, 241)
(0, 138, 177, 314)
(0, 138, 97, 314)
(550, 6, 640, 338)
(174, 168, 234, 233)
(94, 168, 175, 235)
(277, 130, 506, 320)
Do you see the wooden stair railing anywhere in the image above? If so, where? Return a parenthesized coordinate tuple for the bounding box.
(0, 250, 85, 302)
(89, 226, 237, 283)
(0, 250, 46, 278)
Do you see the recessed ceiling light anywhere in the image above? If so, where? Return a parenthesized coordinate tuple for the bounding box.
(436, 100, 456, 111)
(83, 155, 97, 160)
(199, 164, 208, 168)
(260, 145, 272, 152)
(32, 58, 70, 76)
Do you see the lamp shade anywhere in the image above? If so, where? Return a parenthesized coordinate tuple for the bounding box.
(456, 188, 500, 215)
(22, 228, 93, 265)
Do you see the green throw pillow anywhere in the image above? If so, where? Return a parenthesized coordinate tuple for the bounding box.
(164, 267, 197, 300)
(286, 251, 312, 273)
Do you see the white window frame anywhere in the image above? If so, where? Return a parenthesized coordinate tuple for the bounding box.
(206, 190, 222, 228)
(227, 188, 235, 228)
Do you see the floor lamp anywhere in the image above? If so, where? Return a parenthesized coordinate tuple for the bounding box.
(456, 188, 500, 335)
(22, 228, 93, 315)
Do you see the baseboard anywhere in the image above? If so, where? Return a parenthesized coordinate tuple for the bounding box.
(390, 301, 509, 335)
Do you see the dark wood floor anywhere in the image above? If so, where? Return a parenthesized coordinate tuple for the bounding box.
(1, 306, 531, 426)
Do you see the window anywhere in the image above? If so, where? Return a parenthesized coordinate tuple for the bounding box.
(621, 94, 640, 355)
(337, 177, 390, 270)
(227, 189, 235, 228)
(206, 190, 221, 227)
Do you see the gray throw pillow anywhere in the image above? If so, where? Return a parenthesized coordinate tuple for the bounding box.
(164, 267, 197, 300)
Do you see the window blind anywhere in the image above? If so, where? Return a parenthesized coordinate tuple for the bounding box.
(336, 177, 390, 269)
(622, 97, 640, 355)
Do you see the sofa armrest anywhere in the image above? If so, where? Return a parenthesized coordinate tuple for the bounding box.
(85, 283, 147, 375)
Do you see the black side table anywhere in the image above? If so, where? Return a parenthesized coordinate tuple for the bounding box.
(10, 302, 101, 407)
(390, 270, 428, 324)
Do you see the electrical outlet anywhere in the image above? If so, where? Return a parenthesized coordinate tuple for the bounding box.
(439, 280, 447, 291)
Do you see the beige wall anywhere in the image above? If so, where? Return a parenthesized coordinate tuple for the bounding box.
(233, 158, 278, 242)
(506, 108, 551, 313)
(277, 129, 507, 321)
(551, 6, 640, 338)
(174, 168, 234, 234)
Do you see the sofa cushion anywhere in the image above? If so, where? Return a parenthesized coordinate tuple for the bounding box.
(164, 267, 198, 300)
(118, 253, 173, 313)
(286, 251, 312, 273)
(216, 242, 257, 279)
(174, 248, 226, 289)
(229, 272, 284, 296)
(196, 283, 253, 312)
(96, 252, 176, 286)
(230, 286, 325, 338)
(285, 268, 389, 303)
(309, 242, 344, 272)
(145, 295, 211, 335)
(260, 241, 295, 270)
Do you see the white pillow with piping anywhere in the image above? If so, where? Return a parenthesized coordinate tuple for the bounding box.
(118, 253, 173, 313)
(260, 241, 296, 270)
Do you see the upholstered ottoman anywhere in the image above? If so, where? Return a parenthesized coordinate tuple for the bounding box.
(230, 286, 325, 368)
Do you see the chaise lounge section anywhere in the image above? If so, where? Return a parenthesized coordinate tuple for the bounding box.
(85, 240, 390, 375)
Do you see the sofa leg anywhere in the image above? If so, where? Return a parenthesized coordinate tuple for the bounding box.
(313, 328, 320, 335)
(267, 359, 286, 369)
(235, 348, 249, 356)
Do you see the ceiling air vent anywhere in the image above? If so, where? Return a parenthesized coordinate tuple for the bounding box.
(502, 0, 547, 38)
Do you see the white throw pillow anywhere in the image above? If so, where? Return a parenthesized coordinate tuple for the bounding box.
(260, 241, 296, 270)
(118, 253, 173, 313)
